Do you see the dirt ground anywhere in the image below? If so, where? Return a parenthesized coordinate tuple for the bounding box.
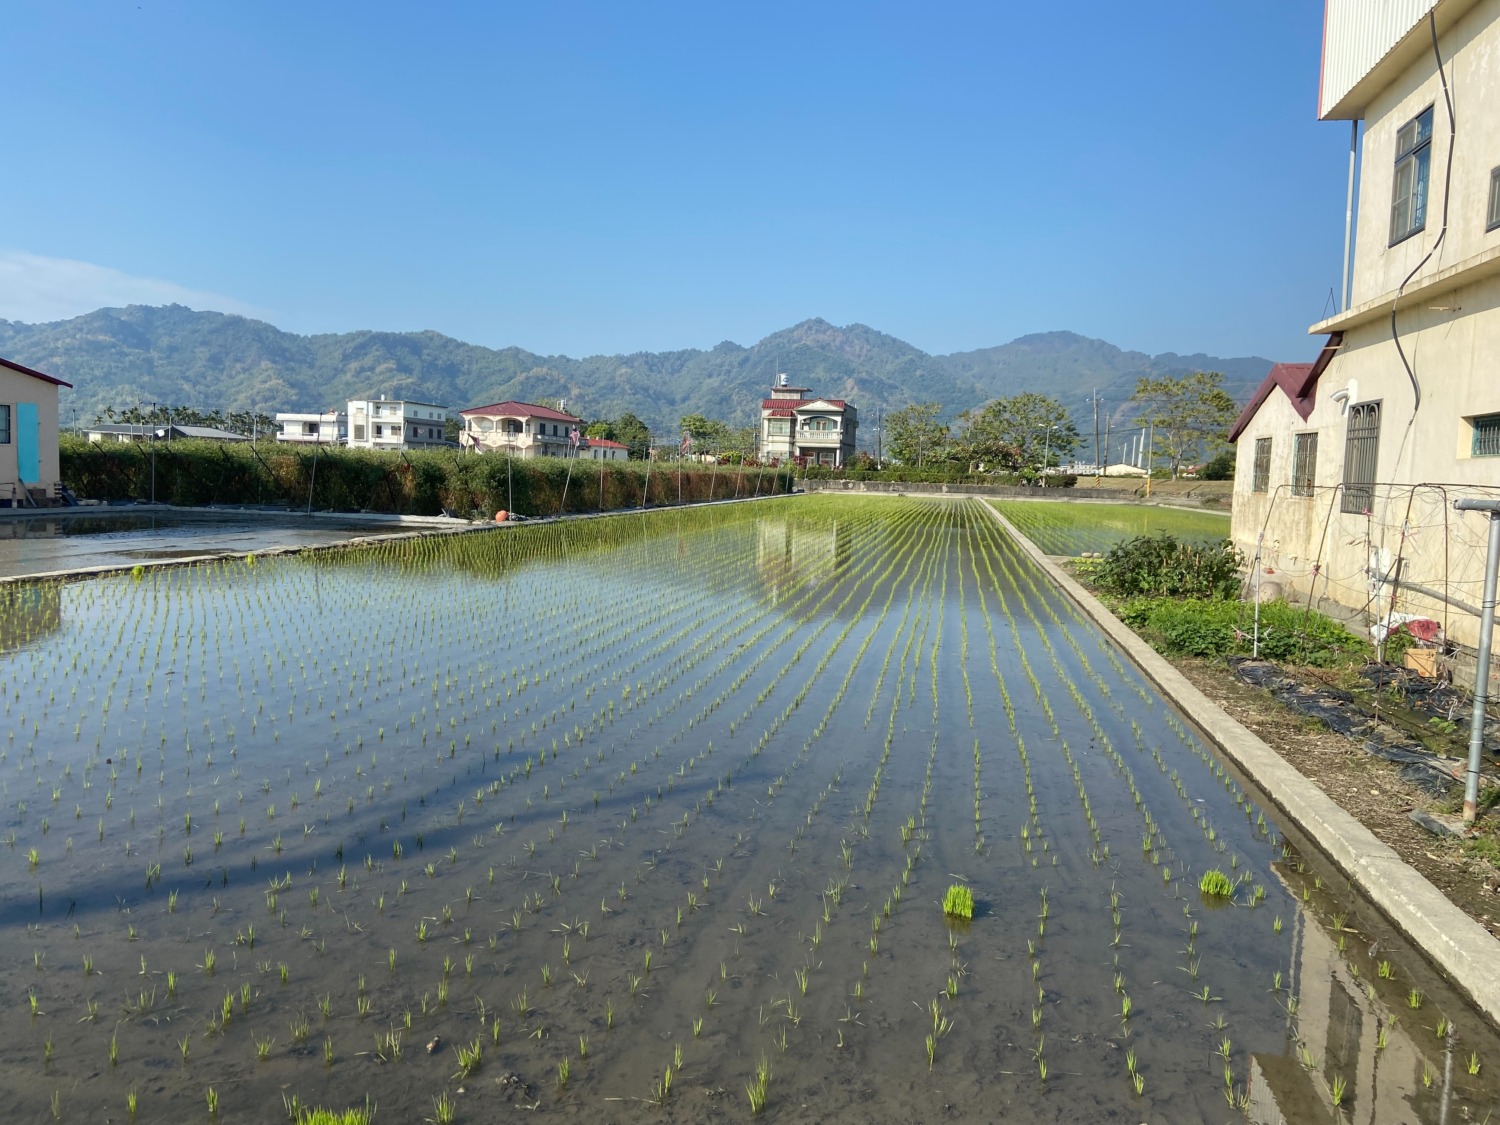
(1169, 656, 1500, 938)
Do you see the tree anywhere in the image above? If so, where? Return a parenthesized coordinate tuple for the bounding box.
(1130, 372, 1239, 478)
(884, 403, 950, 468)
(613, 413, 652, 460)
(956, 393, 1078, 473)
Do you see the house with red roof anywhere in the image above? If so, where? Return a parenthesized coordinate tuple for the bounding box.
(582, 437, 628, 461)
(758, 375, 858, 468)
(1, 356, 73, 506)
(459, 400, 583, 459)
(1228, 0, 1500, 663)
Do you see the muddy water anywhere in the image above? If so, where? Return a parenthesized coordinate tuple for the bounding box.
(0, 497, 1493, 1123)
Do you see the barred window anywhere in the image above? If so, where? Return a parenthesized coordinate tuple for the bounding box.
(1251, 437, 1271, 493)
(0, 405, 10, 445)
(1341, 402, 1381, 514)
(1473, 413, 1500, 457)
(1291, 433, 1318, 496)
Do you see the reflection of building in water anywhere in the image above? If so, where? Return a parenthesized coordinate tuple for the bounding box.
(1247, 860, 1481, 1125)
(755, 520, 852, 604)
(0, 583, 62, 654)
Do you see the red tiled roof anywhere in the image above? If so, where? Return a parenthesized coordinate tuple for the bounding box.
(1228, 334, 1341, 442)
(587, 437, 627, 449)
(1, 356, 73, 388)
(760, 398, 848, 411)
(461, 400, 580, 422)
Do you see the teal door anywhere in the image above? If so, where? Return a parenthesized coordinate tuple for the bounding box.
(16, 403, 39, 483)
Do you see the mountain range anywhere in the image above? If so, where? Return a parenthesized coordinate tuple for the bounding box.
(0, 305, 1276, 443)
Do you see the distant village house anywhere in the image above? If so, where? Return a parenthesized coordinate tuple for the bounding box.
(757, 374, 858, 468)
(459, 401, 583, 458)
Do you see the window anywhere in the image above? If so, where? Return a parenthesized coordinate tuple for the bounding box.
(1473, 412, 1500, 457)
(353, 424, 366, 440)
(1341, 401, 1382, 513)
(767, 419, 789, 436)
(1291, 433, 1318, 496)
(1389, 107, 1433, 245)
(1489, 167, 1500, 232)
(1251, 437, 1271, 493)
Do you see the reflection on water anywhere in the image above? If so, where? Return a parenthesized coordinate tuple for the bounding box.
(1248, 855, 1495, 1124)
(756, 518, 853, 604)
(0, 582, 62, 654)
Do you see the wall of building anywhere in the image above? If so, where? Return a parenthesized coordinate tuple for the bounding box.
(1231, 272, 1500, 651)
(0, 368, 62, 494)
(1347, 0, 1500, 305)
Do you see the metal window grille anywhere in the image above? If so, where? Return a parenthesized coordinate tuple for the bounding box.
(1291, 433, 1318, 496)
(1341, 401, 1381, 513)
(1489, 167, 1500, 232)
(1474, 413, 1500, 457)
(0, 405, 10, 445)
(1251, 437, 1271, 493)
(1390, 107, 1433, 245)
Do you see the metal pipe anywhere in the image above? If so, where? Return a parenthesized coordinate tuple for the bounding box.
(1342, 120, 1358, 312)
(1456, 499, 1500, 823)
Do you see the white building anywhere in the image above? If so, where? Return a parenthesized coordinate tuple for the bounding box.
(757, 374, 858, 468)
(1230, 0, 1500, 665)
(275, 411, 347, 445)
(583, 437, 628, 461)
(458, 401, 581, 459)
(347, 397, 451, 450)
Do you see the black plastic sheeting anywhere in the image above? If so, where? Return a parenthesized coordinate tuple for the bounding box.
(1228, 658, 1494, 798)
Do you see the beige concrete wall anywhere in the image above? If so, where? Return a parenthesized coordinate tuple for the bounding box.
(1231, 274, 1500, 650)
(1349, 0, 1500, 306)
(0, 368, 62, 493)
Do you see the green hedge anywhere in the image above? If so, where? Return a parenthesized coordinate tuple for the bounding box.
(60, 436, 793, 517)
(799, 466, 1078, 487)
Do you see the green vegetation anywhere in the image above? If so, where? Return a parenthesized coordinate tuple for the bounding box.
(1129, 371, 1239, 478)
(1090, 533, 1243, 599)
(941, 884, 974, 921)
(1113, 598, 1368, 667)
(60, 435, 792, 515)
(993, 502, 1230, 557)
(1198, 869, 1234, 899)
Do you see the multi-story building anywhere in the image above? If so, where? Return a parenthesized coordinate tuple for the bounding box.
(458, 401, 581, 458)
(347, 397, 450, 450)
(1230, 0, 1500, 670)
(757, 374, 857, 468)
(275, 411, 347, 445)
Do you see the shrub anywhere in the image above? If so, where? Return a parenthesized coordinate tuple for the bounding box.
(1093, 534, 1244, 600)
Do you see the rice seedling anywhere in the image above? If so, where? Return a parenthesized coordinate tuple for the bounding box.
(941, 883, 974, 921)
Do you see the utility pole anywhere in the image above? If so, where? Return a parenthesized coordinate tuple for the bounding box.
(1091, 389, 1100, 482)
(1144, 423, 1155, 499)
(1455, 499, 1500, 823)
(1102, 412, 1111, 481)
(875, 410, 883, 468)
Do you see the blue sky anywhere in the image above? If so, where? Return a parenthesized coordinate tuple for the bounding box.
(4, 1, 1344, 362)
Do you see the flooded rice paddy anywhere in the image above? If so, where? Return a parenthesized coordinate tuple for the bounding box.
(0, 496, 1494, 1123)
(991, 500, 1230, 557)
(0, 511, 403, 579)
